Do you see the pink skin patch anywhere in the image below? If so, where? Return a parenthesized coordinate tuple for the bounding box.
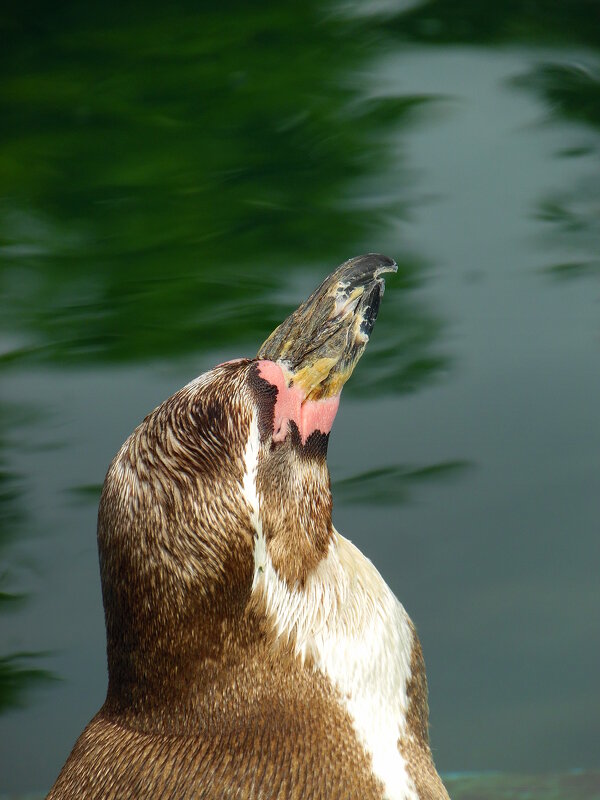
(257, 360, 340, 445)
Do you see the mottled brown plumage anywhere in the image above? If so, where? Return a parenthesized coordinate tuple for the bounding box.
(47, 255, 449, 800)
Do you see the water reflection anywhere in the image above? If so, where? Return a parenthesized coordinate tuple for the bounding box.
(383, 0, 600, 47)
(0, 0, 599, 794)
(445, 772, 600, 800)
(334, 460, 471, 506)
(513, 64, 600, 281)
(536, 176, 600, 281)
(0, 406, 55, 713)
(386, 0, 600, 288)
(0, 2, 444, 397)
(519, 62, 600, 128)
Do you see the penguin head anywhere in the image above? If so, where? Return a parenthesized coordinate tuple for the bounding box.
(97, 254, 396, 712)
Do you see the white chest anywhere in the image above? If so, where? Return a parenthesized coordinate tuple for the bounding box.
(252, 530, 419, 800)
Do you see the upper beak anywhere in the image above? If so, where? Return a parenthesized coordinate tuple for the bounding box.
(257, 253, 397, 400)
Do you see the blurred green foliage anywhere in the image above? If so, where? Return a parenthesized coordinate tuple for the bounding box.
(0, 0, 446, 398)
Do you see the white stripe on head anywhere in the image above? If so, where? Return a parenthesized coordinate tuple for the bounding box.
(241, 413, 261, 533)
(241, 412, 269, 582)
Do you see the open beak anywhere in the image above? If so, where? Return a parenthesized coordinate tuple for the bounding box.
(258, 253, 397, 401)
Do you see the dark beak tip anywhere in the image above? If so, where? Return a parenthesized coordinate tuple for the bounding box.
(358, 252, 397, 270)
(368, 252, 398, 275)
(338, 253, 398, 289)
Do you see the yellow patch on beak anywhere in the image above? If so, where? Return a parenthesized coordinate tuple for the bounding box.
(289, 357, 339, 400)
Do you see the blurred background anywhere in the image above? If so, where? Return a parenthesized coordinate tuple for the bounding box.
(1, 0, 599, 796)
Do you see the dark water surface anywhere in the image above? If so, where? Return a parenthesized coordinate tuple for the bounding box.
(1, 0, 599, 794)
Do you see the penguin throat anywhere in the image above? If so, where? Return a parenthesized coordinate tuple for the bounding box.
(257, 360, 340, 444)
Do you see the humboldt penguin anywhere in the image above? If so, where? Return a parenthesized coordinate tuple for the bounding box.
(47, 254, 449, 800)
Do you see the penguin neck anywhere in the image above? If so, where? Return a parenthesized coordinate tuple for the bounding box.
(98, 393, 336, 732)
(246, 411, 335, 588)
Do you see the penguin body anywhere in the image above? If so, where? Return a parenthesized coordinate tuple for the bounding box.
(47, 256, 449, 800)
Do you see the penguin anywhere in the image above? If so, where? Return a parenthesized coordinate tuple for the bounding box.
(47, 254, 450, 800)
